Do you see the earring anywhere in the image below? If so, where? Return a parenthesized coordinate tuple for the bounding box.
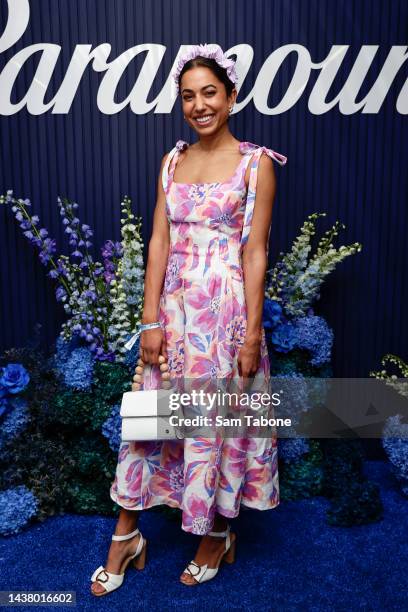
(229, 106, 233, 114)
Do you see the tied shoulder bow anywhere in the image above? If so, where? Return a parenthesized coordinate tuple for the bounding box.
(238, 141, 287, 166)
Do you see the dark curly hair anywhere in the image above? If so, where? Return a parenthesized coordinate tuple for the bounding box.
(178, 56, 236, 98)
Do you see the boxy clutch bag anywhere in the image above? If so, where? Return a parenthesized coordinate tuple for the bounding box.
(120, 353, 184, 442)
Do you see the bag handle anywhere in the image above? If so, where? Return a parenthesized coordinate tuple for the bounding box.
(131, 354, 173, 391)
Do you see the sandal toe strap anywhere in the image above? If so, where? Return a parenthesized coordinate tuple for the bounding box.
(91, 566, 124, 591)
(184, 560, 208, 583)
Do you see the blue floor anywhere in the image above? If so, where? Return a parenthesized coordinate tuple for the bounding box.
(0, 461, 407, 611)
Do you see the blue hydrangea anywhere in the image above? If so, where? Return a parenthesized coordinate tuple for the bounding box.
(62, 347, 95, 390)
(53, 335, 82, 373)
(271, 321, 297, 353)
(0, 398, 29, 450)
(102, 403, 121, 452)
(274, 373, 310, 423)
(293, 315, 334, 366)
(0, 486, 38, 536)
(278, 437, 310, 462)
(0, 363, 30, 394)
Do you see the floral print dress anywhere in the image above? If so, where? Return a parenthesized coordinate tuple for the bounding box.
(110, 140, 287, 534)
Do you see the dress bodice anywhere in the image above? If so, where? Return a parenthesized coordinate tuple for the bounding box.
(161, 140, 287, 283)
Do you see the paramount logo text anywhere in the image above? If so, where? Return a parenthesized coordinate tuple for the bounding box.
(0, 0, 406, 116)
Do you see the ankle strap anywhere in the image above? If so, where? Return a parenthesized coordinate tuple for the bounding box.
(112, 527, 140, 541)
(208, 524, 230, 538)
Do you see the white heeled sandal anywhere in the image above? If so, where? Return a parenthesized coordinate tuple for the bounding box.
(181, 524, 236, 585)
(90, 527, 147, 597)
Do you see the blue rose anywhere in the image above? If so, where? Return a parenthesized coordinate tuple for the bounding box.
(271, 322, 297, 353)
(0, 364, 30, 395)
(263, 298, 283, 331)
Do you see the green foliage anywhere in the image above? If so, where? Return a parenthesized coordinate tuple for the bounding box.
(279, 440, 324, 500)
(66, 479, 115, 515)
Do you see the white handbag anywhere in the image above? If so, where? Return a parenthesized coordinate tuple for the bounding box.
(120, 355, 184, 442)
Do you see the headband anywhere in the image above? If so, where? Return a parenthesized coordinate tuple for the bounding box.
(172, 43, 238, 95)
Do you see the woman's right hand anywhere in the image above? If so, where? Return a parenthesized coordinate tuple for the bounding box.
(140, 328, 168, 365)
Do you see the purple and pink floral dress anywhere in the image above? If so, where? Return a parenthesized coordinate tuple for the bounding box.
(110, 140, 287, 534)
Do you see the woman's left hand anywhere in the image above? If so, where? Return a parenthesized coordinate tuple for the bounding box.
(237, 334, 262, 380)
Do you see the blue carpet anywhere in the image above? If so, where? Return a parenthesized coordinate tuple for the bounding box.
(0, 460, 407, 611)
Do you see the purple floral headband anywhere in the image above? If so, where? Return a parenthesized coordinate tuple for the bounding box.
(172, 43, 238, 95)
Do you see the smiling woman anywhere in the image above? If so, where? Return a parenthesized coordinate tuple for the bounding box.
(91, 43, 287, 597)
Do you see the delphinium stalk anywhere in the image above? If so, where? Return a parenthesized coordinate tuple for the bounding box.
(265, 212, 362, 317)
(56, 197, 115, 360)
(106, 196, 145, 362)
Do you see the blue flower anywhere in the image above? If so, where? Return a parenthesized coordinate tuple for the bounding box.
(61, 347, 95, 390)
(263, 298, 283, 331)
(53, 335, 82, 372)
(293, 315, 334, 366)
(271, 322, 297, 353)
(102, 404, 121, 452)
(0, 398, 29, 449)
(0, 486, 38, 536)
(0, 364, 30, 395)
(274, 373, 310, 421)
(278, 438, 310, 463)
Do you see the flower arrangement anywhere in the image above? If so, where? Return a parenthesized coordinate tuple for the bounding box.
(0, 192, 144, 362)
(261, 214, 382, 525)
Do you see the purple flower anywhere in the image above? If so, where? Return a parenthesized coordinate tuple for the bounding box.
(83, 290, 97, 301)
(55, 286, 67, 301)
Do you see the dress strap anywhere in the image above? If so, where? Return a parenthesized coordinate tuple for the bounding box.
(239, 142, 287, 257)
(162, 140, 189, 193)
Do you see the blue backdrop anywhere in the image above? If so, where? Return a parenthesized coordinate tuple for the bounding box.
(0, 0, 407, 377)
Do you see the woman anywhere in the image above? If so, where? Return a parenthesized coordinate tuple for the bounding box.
(91, 43, 287, 596)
